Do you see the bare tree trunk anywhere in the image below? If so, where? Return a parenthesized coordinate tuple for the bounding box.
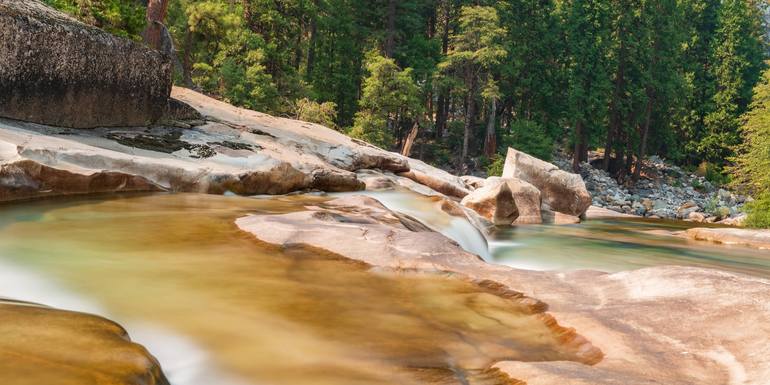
(402, 121, 420, 157)
(483, 98, 497, 157)
(143, 0, 170, 50)
(384, 0, 397, 57)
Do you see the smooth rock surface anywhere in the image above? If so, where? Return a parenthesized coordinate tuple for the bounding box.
(502, 148, 591, 216)
(236, 196, 604, 371)
(494, 267, 770, 385)
(0, 0, 172, 128)
(237, 196, 770, 385)
(460, 178, 519, 225)
(460, 177, 542, 226)
(541, 208, 580, 224)
(0, 299, 168, 385)
(685, 227, 770, 250)
(584, 205, 639, 219)
(506, 178, 543, 224)
(0, 87, 458, 201)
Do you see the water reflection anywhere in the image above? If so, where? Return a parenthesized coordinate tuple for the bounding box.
(0, 193, 584, 385)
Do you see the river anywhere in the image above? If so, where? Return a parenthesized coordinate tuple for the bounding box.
(0, 192, 766, 385)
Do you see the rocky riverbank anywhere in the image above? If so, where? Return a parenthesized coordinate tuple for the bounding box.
(552, 154, 750, 225)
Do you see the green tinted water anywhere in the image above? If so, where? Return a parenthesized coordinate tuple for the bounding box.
(0, 193, 584, 385)
(491, 218, 770, 277)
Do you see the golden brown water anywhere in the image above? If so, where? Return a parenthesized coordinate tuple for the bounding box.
(0, 193, 586, 385)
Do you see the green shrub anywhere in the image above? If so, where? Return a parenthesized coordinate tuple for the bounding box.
(704, 196, 720, 217)
(294, 98, 338, 130)
(691, 179, 704, 190)
(43, 0, 146, 40)
(745, 193, 770, 228)
(486, 155, 505, 176)
(499, 120, 554, 161)
(348, 112, 393, 149)
(706, 167, 730, 186)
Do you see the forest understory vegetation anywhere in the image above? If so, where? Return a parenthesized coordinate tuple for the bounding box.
(44, 0, 770, 227)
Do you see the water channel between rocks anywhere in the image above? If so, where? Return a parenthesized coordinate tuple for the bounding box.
(0, 191, 767, 385)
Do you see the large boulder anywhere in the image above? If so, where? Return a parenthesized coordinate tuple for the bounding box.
(502, 147, 591, 216)
(0, 299, 169, 385)
(0, 0, 172, 128)
(460, 177, 543, 226)
(506, 178, 543, 224)
(460, 178, 519, 225)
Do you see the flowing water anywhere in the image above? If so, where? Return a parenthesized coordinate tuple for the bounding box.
(0, 191, 768, 385)
(0, 193, 578, 385)
(489, 218, 770, 277)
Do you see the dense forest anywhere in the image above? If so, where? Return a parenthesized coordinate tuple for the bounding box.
(45, 0, 770, 226)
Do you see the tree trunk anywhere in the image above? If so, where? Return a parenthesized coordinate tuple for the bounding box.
(460, 71, 476, 167)
(306, 1, 319, 78)
(242, 0, 251, 26)
(402, 121, 420, 157)
(483, 98, 497, 157)
(143, 0, 170, 51)
(182, 28, 194, 88)
(435, 0, 451, 139)
(633, 95, 653, 183)
(572, 120, 585, 172)
(603, 34, 627, 172)
(384, 0, 397, 57)
(436, 94, 447, 138)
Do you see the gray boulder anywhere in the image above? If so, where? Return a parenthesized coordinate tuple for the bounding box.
(0, 0, 172, 128)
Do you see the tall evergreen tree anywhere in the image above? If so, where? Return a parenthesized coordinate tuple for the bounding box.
(439, 5, 506, 166)
(731, 65, 770, 227)
(700, 0, 767, 164)
(563, 0, 613, 171)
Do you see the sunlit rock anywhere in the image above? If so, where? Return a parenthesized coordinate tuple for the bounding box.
(460, 179, 519, 225)
(685, 227, 770, 249)
(0, 299, 168, 385)
(493, 266, 770, 385)
(502, 147, 591, 216)
(541, 206, 580, 224)
(460, 177, 542, 225)
(236, 195, 605, 371)
(0, 87, 467, 201)
(460, 175, 486, 191)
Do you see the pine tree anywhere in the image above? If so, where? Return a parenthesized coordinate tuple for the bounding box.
(563, 0, 613, 171)
(700, 0, 767, 164)
(349, 53, 422, 149)
(731, 66, 770, 227)
(439, 5, 506, 167)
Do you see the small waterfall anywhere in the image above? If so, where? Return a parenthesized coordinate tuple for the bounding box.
(335, 190, 491, 260)
(0, 258, 250, 385)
